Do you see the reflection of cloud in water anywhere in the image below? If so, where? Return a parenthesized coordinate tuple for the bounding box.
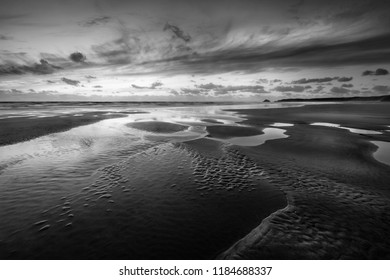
(223, 128, 288, 146)
(372, 141, 390, 166)
(270, 122, 294, 127)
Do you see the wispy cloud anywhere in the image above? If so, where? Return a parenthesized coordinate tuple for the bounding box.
(80, 16, 111, 27)
(0, 59, 61, 75)
(330, 87, 351, 94)
(175, 83, 268, 96)
(292, 77, 336, 84)
(372, 85, 390, 93)
(0, 34, 13, 40)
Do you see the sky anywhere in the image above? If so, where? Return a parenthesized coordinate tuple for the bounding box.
(0, 0, 390, 101)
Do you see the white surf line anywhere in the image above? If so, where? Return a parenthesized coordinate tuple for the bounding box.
(371, 141, 390, 166)
(311, 122, 382, 135)
(270, 122, 294, 127)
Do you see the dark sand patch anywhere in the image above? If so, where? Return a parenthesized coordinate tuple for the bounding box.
(206, 125, 263, 139)
(201, 118, 224, 124)
(218, 103, 390, 259)
(0, 111, 138, 146)
(127, 121, 188, 134)
(227, 103, 390, 132)
(0, 141, 286, 259)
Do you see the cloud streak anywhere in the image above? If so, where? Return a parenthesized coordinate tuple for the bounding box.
(61, 77, 81, 86)
(273, 85, 305, 92)
(131, 81, 163, 89)
(0, 59, 61, 75)
(80, 16, 111, 27)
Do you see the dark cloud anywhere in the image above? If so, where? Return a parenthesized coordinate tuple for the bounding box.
(61, 77, 80, 86)
(86, 75, 96, 79)
(131, 84, 147, 89)
(179, 88, 203, 95)
(163, 23, 191, 42)
(196, 83, 223, 90)
(362, 68, 389, 76)
(363, 70, 374, 75)
(132, 81, 163, 89)
(341, 83, 354, 88)
(0, 34, 13, 40)
(337, 77, 353, 82)
(273, 85, 305, 92)
(179, 83, 268, 95)
(330, 87, 350, 94)
(170, 89, 180, 95)
(80, 16, 111, 27)
(0, 59, 61, 75)
(69, 52, 86, 63)
(151, 81, 163, 88)
(47, 80, 56, 84)
(372, 85, 390, 93)
(0, 89, 115, 102)
(93, 85, 102, 88)
(257, 78, 269, 84)
(216, 85, 267, 95)
(30, 59, 61, 74)
(292, 77, 336, 84)
(0, 64, 25, 75)
(309, 85, 325, 94)
(0, 13, 29, 22)
(40, 53, 71, 66)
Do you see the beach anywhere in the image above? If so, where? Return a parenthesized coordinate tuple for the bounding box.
(0, 102, 389, 259)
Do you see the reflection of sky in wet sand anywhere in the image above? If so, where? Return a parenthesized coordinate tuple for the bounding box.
(372, 141, 390, 166)
(1, 102, 388, 258)
(0, 103, 293, 258)
(270, 122, 294, 127)
(310, 122, 390, 166)
(0, 104, 295, 170)
(311, 122, 382, 135)
(224, 128, 288, 146)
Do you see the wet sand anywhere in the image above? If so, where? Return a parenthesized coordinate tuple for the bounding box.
(217, 103, 390, 259)
(1, 102, 390, 259)
(206, 125, 263, 139)
(0, 103, 286, 259)
(127, 121, 188, 133)
(0, 111, 144, 146)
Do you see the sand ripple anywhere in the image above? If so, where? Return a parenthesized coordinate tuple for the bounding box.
(219, 148, 390, 259)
